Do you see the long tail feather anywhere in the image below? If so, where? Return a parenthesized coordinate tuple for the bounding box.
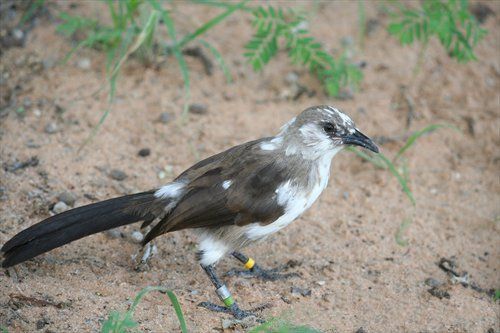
(1, 191, 158, 268)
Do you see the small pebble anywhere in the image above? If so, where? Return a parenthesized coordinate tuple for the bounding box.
(0, 186, 6, 201)
(33, 109, 42, 117)
(425, 277, 442, 288)
(43, 57, 56, 69)
(290, 286, 311, 297)
(36, 318, 49, 330)
(55, 104, 65, 114)
(138, 148, 150, 157)
(130, 231, 144, 243)
(158, 112, 171, 124)
(190, 289, 199, 295)
(427, 286, 450, 299)
(336, 88, 354, 100)
(53, 201, 69, 214)
(12, 29, 24, 41)
(44, 122, 58, 134)
(77, 58, 91, 70)
(26, 139, 41, 148)
(188, 103, 208, 115)
(316, 280, 326, 286)
(285, 72, 299, 84)
(106, 229, 123, 239)
(23, 97, 32, 108)
(109, 169, 127, 181)
(58, 191, 76, 206)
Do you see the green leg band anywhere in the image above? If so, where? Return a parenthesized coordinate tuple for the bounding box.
(216, 285, 235, 308)
(223, 295, 235, 307)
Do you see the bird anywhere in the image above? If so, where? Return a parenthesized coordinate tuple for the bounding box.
(1, 105, 379, 320)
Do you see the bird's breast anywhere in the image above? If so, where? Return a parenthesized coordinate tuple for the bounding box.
(243, 155, 332, 241)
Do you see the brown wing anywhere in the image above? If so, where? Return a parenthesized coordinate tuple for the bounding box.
(143, 139, 290, 243)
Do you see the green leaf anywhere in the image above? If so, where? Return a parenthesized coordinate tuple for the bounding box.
(494, 289, 500, 302)
(395, 218, 412, 246)
(177, 0, 247, 49)
(149, 0, 191, 119)
(379, 153, 415, 205)
(199, 39, 232, 83)
(394, 124, 457, 162)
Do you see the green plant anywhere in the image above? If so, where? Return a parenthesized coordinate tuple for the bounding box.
(20, 0, 46, 25)
(57, 0, 244, 148)
(101, 286, 187, 333)
(348, 124, 457, 245)
(388, 0, 487, 68)
(245, 6, 363, 97)
(248, 317, 322, 333)
(494, 289, 500, 302)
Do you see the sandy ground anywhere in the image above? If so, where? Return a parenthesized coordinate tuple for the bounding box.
(1, 1, 499, 332)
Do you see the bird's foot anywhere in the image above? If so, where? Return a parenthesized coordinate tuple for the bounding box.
(133, 242, 158, 271)
(225, 263, 299, 281)
(198, 301, 267, 322)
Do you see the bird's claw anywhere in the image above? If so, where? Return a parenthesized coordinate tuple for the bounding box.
(198, 301, 266, 322)
(225, 264, 299, 281)
(133, 242, 157, 271)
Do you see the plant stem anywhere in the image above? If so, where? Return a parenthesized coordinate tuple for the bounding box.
(357, 0, 366, 52)
(411, 40, 428, 83)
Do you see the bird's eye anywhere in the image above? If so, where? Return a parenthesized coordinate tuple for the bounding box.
(323, 123, 336, 133)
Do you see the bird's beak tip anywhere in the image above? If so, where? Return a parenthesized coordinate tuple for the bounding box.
(342, 130, 379, 153)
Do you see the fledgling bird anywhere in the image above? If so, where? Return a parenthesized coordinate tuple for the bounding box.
(1, 105, 379, 319)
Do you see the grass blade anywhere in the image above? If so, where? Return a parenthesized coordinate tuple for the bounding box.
(178, 0, 249, 49)
(191, 0, 253, 12)
(248, 317, 322, 333)
(109, 10, 159, 80)
(379, 153, 415, 205)
(395, 218, 412, 246)
(78, 10, 160, 152)
(102, 286, 188, 333)
(149, 0, 191, 119)
(199, 39, 232, 83)
(394, 124, 457, 162)
(346, 146, 386, 169)
(20, 0, 45, 25)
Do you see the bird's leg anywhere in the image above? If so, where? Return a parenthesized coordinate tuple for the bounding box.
(198, 264, 265, 320)
(225, 251, 299, 281)
(134, 241, 158, 271)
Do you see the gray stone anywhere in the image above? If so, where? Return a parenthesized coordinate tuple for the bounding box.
(138, 148, 150, 157)
(53, 201, 69, 214)
(158, 112, 171, 123)
(109, 169, 127, 181)
(77, 58, 91, 70)
(58, 191, 76, 206)
(130, 231, 144, 243)
(188, 103, 208, 115)
(44, 122, 58, 134)
(290, 286, 311, 297)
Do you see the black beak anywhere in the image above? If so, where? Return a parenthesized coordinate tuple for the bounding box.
(342, 129, 379, 153)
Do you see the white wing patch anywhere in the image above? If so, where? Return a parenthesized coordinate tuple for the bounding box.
(259, 136, 283, 151)
(155, 181, 186, 199)
(222, 180, 233, 190)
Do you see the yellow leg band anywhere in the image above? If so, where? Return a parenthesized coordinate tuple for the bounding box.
(244, 258, 255, 270)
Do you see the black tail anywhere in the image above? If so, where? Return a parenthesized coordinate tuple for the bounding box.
(1, 191, 159, 268)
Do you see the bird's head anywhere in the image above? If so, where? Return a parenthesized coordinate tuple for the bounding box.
(279, 105, 379, 158)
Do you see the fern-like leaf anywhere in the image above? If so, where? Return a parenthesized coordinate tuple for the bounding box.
(245, 6, 362, 97)
(388, 0, 487, 63)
